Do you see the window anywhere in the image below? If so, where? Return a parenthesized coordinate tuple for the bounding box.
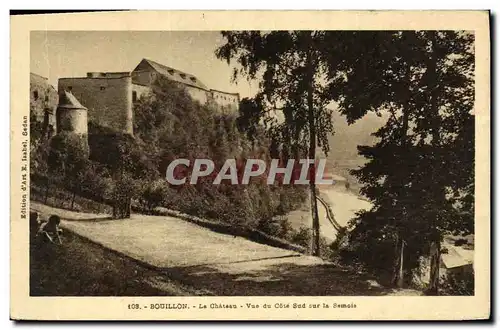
(132, 91, 138, 102)
(100, 86, 106, 91)
(190, 77, 197, 83)
(33, 90, 38, 100)
(167, 69, 174, 75)
(180, 73, 186, 79)
(43, 110, 49, 128)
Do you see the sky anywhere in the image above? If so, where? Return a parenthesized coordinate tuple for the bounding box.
(30, 30, 387, 178)
(30, 31, 259, 98)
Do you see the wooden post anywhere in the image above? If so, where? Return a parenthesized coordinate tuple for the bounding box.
(397, 240, 405, 288)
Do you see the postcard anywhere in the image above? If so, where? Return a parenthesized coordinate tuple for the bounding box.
(10, 10, 490, 320)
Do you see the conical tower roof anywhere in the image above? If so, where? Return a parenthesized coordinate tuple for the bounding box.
(58, 91, 87, 110)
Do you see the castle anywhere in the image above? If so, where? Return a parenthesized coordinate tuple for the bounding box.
(30, 72, 58, 138)
(55, 58, 240, 135)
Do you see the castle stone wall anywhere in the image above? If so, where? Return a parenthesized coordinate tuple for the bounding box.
(132, 83, 150, 102)
(133, 70, 210, 105)
(56, 107, 88, 135)
(186, 86, 210, 105)
(58, 76, 133, 135)
(132, 71, 153, 87)
(30, 73, 58, 129)
(211, 89, 240, 114)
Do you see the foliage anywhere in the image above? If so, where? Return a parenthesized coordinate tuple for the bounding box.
(47, 132, 91, 208)
(335, 31, 475, 289)
(87, 123, 159, 218)
(29, 111, 50, 179)
(289, 226, 312, 248)
(29, 113, 114, 210)
(139, 179, 171, 213)
(30, 64, 308, 235)
(132, 75, 307, 233)
(30, 111, 46, 149)
(236, 97, 265, 145)
(439, 271, 474, 296)
(48, 132, 89, 172)
(215, 31, 361, 256)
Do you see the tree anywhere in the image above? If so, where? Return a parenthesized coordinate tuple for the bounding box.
(132, 74, 307, 233)
(30, 112, 45, 150)
(88, 123, 156, 219)
(336, 31, 474, 291)
(48, 132, 90, 209)
(216, 31, 349, 256)
(139, 179, 171, 213)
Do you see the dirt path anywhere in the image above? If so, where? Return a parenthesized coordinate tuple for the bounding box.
(31, 202, 416, 296)
(60, 214, 300, 269)
(286, 187, 373, 242)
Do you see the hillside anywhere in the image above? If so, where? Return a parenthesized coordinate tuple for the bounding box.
(319, 107, 388, 193)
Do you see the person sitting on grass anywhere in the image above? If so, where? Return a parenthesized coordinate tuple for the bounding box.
(38, 215, 63, 245)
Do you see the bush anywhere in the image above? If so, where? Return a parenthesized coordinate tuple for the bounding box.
(132, 75, 308, 230)
(440, 271, 474, 296)
(139, 179, 171, 213)
(290, 226, 312, 248)
(33, 74, 308, 232)
(277, 216, 294, 239)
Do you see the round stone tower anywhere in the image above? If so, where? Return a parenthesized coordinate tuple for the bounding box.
(56, 91, 88, 135)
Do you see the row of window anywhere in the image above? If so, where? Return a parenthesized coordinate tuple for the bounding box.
(63, 86, 104, 91)
(213, 94, 236, 102)
(65, 87, 139, 101)
(59, 86, 140, 99)
(155, 70, 197, 84)
(32, 90, 49, 102)
(51, 85, 231, 105)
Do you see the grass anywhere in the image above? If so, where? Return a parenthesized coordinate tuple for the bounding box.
(31, 184, 113, 214)
(60, 214, 299, 269)
(29, 204, 421, 297)
(30, 230, 208, 296)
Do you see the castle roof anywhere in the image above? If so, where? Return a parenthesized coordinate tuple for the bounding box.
(30, 72, 57, 91)
(134, 58, 209, 90)
(30, 72, 48, 81)
(58, 91, 87, 110)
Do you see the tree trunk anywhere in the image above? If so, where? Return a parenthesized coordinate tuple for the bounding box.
(305, 40, 321, 257)
(126, 198, 131, 218)
(427, 31, 443, 295)
(428, 238, 441, 295)
(44, 181, 49, 204)
(391, 59, 412, 287)
(112, 185, 120, 219)
(113, 166, 125, 219)
(309, 183, 320, 256)
(70, 191, 76, 210)
(392, 234, 403, 286)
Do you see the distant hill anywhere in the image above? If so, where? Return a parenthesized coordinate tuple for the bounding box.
(264, 105, 387, 194)
(319, 108, 388, 193)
